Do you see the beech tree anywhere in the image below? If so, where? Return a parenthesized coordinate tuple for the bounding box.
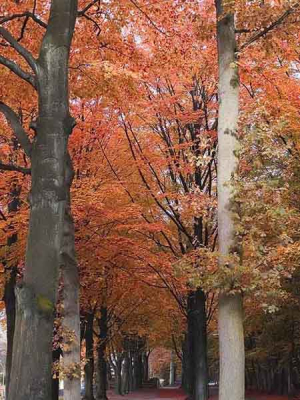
(216, 1, 245, 399)
(0, 0, 80, 398)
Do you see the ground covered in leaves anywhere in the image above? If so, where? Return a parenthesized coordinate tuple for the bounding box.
(107, 387, 291, 400)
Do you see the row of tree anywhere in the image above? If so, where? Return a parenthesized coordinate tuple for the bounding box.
(0, 1, 299, 400)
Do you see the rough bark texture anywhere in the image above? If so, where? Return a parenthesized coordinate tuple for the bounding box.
(84, 312, 95, 400)
(7, 1, 78, 399)
(216, 1, 245, 400)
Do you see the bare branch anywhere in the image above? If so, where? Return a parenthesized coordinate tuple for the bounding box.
(0, 55, 36, 88)
(0, 12, 47, 29)
(0, 27, 37, 72)
(0, 102, 32, 158)
(0, 162, 31, 175)
(78, 0, 100, 16)
(240, 5, 298, 50)
(128, 0, 167, 35)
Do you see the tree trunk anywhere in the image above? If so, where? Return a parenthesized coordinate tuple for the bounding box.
(169, 350, 175, 386)
(7, 2, 78, 399)
(143, 352, 149, 382)
(182, 333, 192, 396)
(52, 348, 61, 400)
(188, 289, 208, 400)
(95, 307, 108, 400)
(4, 266, 17, 399)
(114, 358, 123, 395)
(216, 1, 245, 400)
(61, 201, 81, 400)
(84, 312, 95, 400)
(4, 184, 20, 398)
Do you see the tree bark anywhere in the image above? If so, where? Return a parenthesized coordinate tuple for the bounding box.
(187, 289, 208, 400)
(169, 350, 175, 386)
(216, 1, 245, 400)
(84, 312, 95, 400)
(61, 200, 81, 400)
(4, 266, 17, 399)
(52, 348, 61, 400)
(95, 307, 108, 400)
(4, 184, 20, 398)
(7, 1, 78, 399)
(182, 333, 192, 396)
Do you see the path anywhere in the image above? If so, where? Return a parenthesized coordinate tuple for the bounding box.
(107, 387, 290, 400)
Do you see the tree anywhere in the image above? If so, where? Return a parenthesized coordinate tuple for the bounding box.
(215, 1, 245, 400)
(0, 1, 78, 398)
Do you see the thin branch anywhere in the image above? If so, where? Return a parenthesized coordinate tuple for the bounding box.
(0, 55, 36, 88)
(0, 12, 47, 29)
(240, 5, 298, 50)
(0, 27, 37, 72)
(0, 102, 32, 158)
(78, 0, 100, 16)
(0, 162, 31, 175)
(128, 0, 167, 35)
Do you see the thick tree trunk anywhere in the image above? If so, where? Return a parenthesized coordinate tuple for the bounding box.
(84, 312, 95, 400)
(216, 2, 245, 400)
(95, 307, 108, 400)
(188, 289, 208, 400)
(7, 2, 78, 399)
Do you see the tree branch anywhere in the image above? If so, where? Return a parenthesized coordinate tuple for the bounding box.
(0, 55, 36, 88)
(128, 0, 167, 35)
(0, 12, 47, 29)
(0, 162, 31, 175)
(0, 102, 32, 158)
(0, 27, 37, 72)
(240, 5, 298, 50)
(77, 0, 100, 16)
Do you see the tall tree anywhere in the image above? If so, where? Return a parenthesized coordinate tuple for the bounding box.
(0, 0, 78, 398)
(215, 1, 245, 400)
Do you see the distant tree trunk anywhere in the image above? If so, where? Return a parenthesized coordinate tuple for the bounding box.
(188, 289, 208, 400)
(95, 307, 108, 400)
(4, 1, 78, 399)
(4, 266, 17, 399)
(61, 201, 81, 400)
(122, 353, 130, 394)
(216, 1, 245, 399)
(143, 352, 149, 382)
(182, 333, 192, 395)
(4, 184, 20, 398)
(129, 353, 134, 391)
(169, 350, 175, 386)
(52, 348, 61, 400)
(114, 357, 123, 395)
(84, 312, 95, 400)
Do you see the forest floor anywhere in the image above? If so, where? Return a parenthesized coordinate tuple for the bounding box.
(107, 387, 291, 400)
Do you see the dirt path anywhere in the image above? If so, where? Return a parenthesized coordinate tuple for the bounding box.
(107, 388, 290, 400)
